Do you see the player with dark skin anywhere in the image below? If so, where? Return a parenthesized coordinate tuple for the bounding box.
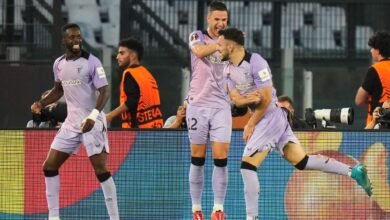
(31, 26, 110, 178)
(31, 24, 118, 220)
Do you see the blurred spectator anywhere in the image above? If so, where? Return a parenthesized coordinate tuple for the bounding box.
(277, 95, 309, 129)
(365, 99, 390, 129)
(355, 31, 390, 126)
(27, 90, 66, 128)
(163, 105, 187, 128)
(106, 38, 163, 128)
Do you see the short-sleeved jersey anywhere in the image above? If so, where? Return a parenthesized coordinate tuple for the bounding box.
(53, 50, 108, 132)
(188, 30, 230, 109)
(224, 51, 277, 112)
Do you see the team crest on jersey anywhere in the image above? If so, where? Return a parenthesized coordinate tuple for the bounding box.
(76, 66, 82, 74)
(190, 33, 199, 42)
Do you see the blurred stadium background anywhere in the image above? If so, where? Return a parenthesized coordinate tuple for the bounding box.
(2, 0, 390, 128)
(0, 0, 389, 219)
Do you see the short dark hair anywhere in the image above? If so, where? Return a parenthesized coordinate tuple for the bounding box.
(62, 23, 80, 33)
(118, 38, 144, 61)
(368, 30, 390, 58)
(208, 1, 227, 12)
(278, 95, 294, 108)
(218, 27, 245, 46)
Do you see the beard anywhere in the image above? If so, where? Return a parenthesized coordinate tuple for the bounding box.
(221, 53, 229, 61)
(118, 60, 130, 68)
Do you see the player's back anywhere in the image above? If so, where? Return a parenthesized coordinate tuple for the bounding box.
(188, 30, 230, 109)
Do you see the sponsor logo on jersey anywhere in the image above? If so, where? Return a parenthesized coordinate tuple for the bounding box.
(61, 79, 81, 86)
(77, 66, 83, 74)
(235, 82, 256, 91)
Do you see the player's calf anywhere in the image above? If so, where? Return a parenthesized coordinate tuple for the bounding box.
(294, 154, 350, 176)
(294, 155, 373, 196)
(97, 172, 120, 220)
(241, 161, 259, 219)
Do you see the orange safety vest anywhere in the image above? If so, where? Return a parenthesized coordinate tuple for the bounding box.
(120, 66, 163, 128)
(367, 60, 390, 124)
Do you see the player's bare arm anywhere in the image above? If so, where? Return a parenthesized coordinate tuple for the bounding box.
(229, 87, 261, 108)
(243, 86, 273, 142)
(81, 85, 109, 133)
(191, 42, 218, 59)
(31, 82, 63, 114)
(95, 85, 109, 111)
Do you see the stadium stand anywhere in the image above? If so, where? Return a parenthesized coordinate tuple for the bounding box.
(14, 0, 25, 32)
(66, 1, 102, 42)
(0, 0, 382, 61)
(104, 0, 120, 24)
(101, 22, 119, 48)
(100, 0, 120, 47)
(314, 6, 346, 29)
(32, 0, 53, 23)
(144, 0, 197, 42)
(0, 6, 3, 41)
(356, 25, 374, 51)
(77, 22, 105, 49)
(283, 3, 346, 50)
(175, 0, 197, 41)
(227, 1, 272, 49)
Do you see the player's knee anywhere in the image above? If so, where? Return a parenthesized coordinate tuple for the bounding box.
(93, 165, 108, 175)
(43, 168, 59, 177)
(96, 172, 111, 183)
(214, 158, 227, 167)
(42, 161, 59, 176)
(240, 161, 257, 171)
(191, 157, 205, 166)
(294, 155, 309, 170)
